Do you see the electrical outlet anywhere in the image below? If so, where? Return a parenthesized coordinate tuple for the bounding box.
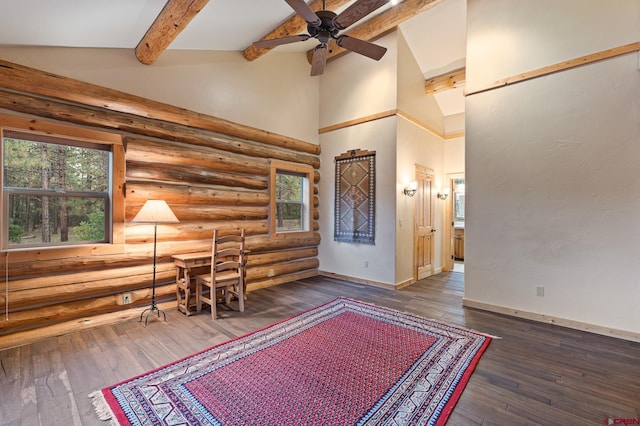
(536, 286, 544, 297)
(364, 260, 369, 268)
(123, 293, 132, 304)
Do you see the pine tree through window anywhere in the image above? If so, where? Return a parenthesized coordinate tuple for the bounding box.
(2, 130, 111, 248)
(276, 172, 304, 231)
(270, 161, 313, 235)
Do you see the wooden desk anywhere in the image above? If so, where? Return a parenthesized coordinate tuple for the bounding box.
(172, 252, 211, 316)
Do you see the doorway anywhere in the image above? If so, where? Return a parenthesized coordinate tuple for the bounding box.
(452, 176, 465, 273)
(444, 173, 465, 273)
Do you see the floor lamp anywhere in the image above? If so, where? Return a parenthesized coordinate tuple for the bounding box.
(132, 199, 179, 325)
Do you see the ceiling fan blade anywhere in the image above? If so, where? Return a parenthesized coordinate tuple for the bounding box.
(310, 44, 328, 76)
(336, 35, 387, 60)
(285, 0, 321, 26)
(253, 34, 310, 49)
(333, 0, 389, 30)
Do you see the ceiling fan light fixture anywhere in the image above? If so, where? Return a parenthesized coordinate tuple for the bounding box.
(254, 0, 391, 76)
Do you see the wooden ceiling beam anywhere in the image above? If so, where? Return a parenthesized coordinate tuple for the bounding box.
(425, 67, 465, 94)
(308, 0, 446, 64)
(135, 0, 210, 65)
(243, 0, 352, 62)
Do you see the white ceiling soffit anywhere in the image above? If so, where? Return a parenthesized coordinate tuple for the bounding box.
(400, 0, 466, 118)
(399, 0, 466, 79)
(434, 87, 465, 117)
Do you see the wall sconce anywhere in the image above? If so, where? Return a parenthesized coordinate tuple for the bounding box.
(437, 188, 450, 200)
(403, 181, 417, 197)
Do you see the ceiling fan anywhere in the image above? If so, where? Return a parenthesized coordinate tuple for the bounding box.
(253, 0, 390, 76)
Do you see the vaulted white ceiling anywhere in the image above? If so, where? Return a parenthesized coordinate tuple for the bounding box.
(0, 0, 466, 118)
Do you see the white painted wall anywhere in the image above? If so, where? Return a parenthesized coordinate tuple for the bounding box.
(444, 137, 465, 175)
(397, 31, 444, 135)
(319, 33, 398, 128)
(0, 47, 320, 143)
(466, 0, 639, 92)
(319, 117, 398, 284)
(465, 0, 640, 334)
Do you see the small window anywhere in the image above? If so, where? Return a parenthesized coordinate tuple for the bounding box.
(1, 115, 123, 252)
(270, 161, 313, 235)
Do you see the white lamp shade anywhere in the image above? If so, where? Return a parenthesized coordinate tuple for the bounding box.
(132, 199, 179, 224)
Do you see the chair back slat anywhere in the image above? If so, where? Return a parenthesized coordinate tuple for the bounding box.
(196, 228, 246, 319)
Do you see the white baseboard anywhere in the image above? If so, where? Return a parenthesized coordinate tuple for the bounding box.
(463, 298, 640, 343)
(318, 270, 397, 290)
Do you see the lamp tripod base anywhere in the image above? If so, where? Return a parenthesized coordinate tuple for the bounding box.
(139, 303, 167, 326)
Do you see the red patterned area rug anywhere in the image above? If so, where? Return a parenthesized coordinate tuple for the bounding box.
(90, 297, 491, 425)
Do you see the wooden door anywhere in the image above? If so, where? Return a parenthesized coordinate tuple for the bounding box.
(414, 166, 434, 280)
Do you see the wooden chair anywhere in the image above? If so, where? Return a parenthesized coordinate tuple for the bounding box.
(195, 229, 246, 319)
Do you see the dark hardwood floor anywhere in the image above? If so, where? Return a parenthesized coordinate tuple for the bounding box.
(1, 272, 639, 425)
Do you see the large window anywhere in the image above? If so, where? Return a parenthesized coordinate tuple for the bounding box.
(1, 115, 123, 251)
(270, 161, 313, 234)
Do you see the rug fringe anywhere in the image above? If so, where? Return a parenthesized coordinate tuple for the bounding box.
(421, 316, 503, 340)
(480, 333, 502, 339)
(89, 390, 118, 425)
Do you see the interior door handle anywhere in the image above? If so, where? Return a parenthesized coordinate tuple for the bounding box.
(431, 229, 436, 233)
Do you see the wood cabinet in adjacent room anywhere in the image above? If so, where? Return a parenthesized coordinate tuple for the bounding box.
(454, 228, 464, 260)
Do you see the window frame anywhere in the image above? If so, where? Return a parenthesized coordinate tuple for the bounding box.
(0, 114, 124, 256)
(269, 160, 314, 237)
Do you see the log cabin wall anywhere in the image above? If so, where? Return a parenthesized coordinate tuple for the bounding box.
(0, 60, 321, 339)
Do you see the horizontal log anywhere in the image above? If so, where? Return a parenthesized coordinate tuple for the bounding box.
(4, 240, 210, 277)
(0, 59, 321, 155)
(245, 247, 318, 268)
(5, 263, 174, 292)
(126, 205, 268, 222)
(0, 282, 176, 335)
(127, 130, 321, 170)
(4, 253, 153, 279)
(126, 138, 270, 176)
(126, 181, 269, 206)
(127, 160, 268, 190)
(247, 270, 318, 292)
(125, 221, 269, 244)
(246, 258, 319, 281)
(1, 268, 175, 311)
(0, 301, 176, 351)
(246, 233, 321, 252)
